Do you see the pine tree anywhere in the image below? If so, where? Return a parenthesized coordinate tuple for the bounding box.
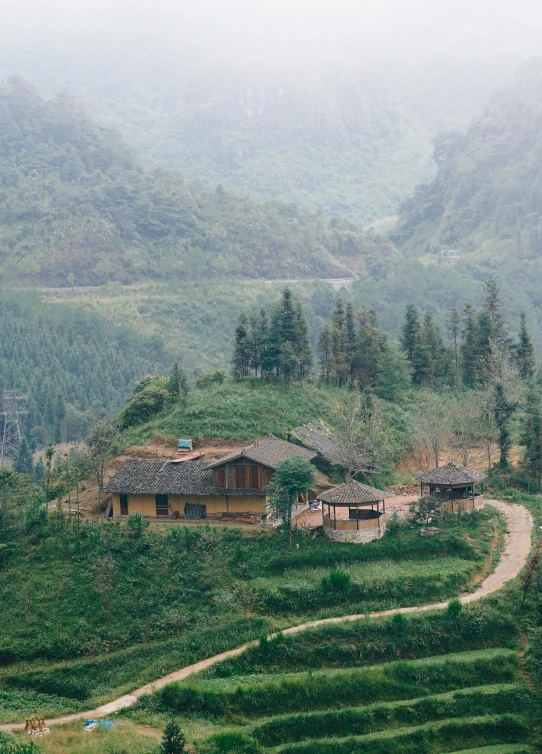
(14, 439, 33, 476)
(421, 311, 446, 384)
(159, 720, 186, 754)
(345, 303, 357, 387)
(293, 302, 312, 380)
(515, 312, 535, 380)
(248, 309, 268, 377)
(461, 303, 478, 387)
(231, 313, 251, 381)
(169, 362, 189, 398)
(357, 308, 384, 390)
(331, 299, 348, 387)
(481, 276, 508, 347)
(400, 304, 427, 384)
(318, 325, 333, 384)
(446, 307, 461, 375)
(474, 310, 495, 383)
(493, 382, 516, 467)
(400, 304, 421, 364)
(521, 386, 542, 490)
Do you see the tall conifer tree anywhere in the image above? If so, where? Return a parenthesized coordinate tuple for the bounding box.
(318, 325, 333, 384)
(515, 312, 535, 380)
(232, 313, 251, 380)
(521, 386, 542, 490)
(331, 299, 348, 387)
(461, 303, 478, 387)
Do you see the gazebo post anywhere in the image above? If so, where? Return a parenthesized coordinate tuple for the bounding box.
(334, 503, 336, 530)
(356, 503, 359, 530)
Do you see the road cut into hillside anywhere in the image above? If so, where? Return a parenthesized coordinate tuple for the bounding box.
(0, 499, 532, 732)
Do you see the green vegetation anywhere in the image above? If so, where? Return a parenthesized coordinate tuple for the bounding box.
(251, 685, 530, 746)
(0, 509, 499, 722)
(0, 77, 394, 286)
(275, 715, 528, 754)
(143, 649, 520, 718)
(122, 381, 401, 444)
(202, 605, 518, 677)
(4, 41, 509, 225)
(395, 59, 542, 263)
(0, 291, 171, 446)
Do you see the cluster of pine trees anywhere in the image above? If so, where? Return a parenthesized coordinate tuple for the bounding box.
(0, 293, 171, 448)
(399, 277, 535, 388)
(232, 289, 312, 384)
(317, 300, 411, 398)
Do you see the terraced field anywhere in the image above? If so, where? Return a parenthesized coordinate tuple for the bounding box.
(130, 607, 535, 754)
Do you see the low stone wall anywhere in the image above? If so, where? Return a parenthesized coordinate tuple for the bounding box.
(323, 521, 386, 543)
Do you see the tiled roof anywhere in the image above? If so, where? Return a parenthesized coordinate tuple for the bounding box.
(291, 421, 373, 470)
(207, 434, 316, 470)
(317, 479, 389, 504)
(104, 459, 266, 497)
(418, 462, 487, 486)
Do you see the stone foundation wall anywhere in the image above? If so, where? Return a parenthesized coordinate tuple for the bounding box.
(324, 522, 386, 544)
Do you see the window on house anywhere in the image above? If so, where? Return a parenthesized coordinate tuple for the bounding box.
(120, 494, 129, 515)
(156, 494, 169, 516)
(230, 463, 259, 488)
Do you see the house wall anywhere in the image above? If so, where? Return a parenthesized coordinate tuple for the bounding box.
(111, 492, 266, 518)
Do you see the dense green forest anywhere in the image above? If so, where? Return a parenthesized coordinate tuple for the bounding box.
(0, 77, 395, 285)
(395, 59, 542, 260)
(0, 292, 171, 447)
(0, 39, 510, 223)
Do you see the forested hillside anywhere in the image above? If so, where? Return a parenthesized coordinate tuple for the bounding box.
(0, 77, 395, 285)
(0, 292, 170, 446)
(395, 59, 542, 259)
(0, 40, 510, 224)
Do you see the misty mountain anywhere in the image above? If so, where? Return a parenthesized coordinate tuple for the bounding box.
(0, 40, 510, 225)
(394, 59, 542, 260)
(0, 77, 396, 285)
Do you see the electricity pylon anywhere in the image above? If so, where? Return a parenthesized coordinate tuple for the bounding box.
(0, 390, 28, 467)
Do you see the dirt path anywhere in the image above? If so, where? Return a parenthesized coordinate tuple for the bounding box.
(0, 499, 532, 732)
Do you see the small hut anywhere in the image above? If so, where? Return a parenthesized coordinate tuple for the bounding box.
(418, 462, 487, 513)
(318, 480, 389, 543)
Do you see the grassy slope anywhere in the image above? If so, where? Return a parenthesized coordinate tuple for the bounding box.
(123, 382, 346, 443)
(0, 511, 500, 723)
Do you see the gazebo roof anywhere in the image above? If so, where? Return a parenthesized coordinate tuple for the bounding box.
(418, 462, 487, 486)
(317, 479, 389, 505)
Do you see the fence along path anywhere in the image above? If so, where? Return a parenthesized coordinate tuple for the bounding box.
(0, 499, 532, 731)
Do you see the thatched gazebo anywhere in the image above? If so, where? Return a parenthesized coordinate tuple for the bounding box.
(318, 480, 389, 543)
(418, 462, 487, 513)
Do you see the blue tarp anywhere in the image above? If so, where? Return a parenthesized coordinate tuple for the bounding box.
(84, 719, 114, 728)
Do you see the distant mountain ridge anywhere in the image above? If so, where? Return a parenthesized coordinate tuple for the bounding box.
(0, 77, 395, 285)
(0, 39, 511, 224)
(394, 59, 542, 260)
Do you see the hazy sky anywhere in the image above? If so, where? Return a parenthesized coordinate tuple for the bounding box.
(3, 0, 542, 66)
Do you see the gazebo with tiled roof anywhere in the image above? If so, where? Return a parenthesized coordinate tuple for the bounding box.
(418, 462, 487, 513)
(317, 480, 390, 543)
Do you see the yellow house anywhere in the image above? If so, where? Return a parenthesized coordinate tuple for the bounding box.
(105, 435, 316, 520)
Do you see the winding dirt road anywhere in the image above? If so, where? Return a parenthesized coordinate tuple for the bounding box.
(0, 499, 532, 732)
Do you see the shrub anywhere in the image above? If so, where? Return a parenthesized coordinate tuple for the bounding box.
(196, 732, 262, 754)
(204, 606, 518, 677)
(152, 650, 520, 718)
(251, 685, 530, 746)
(195, 371, 227, 390)
(276, 714, 528, 754)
